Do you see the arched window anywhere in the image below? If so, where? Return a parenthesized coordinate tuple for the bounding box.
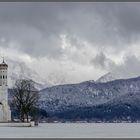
(3, 75, 4, 79)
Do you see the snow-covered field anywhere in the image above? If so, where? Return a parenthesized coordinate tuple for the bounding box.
(0, 123, 140, 138)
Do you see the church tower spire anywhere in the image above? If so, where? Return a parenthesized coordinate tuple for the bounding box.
(2, 57, 4, 64)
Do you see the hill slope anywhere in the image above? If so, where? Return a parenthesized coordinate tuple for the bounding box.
(39, 76, 140, 114)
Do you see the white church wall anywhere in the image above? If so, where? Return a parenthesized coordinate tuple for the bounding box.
(0, 60, 11, 122)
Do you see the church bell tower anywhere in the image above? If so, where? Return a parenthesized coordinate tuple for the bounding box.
(0, 58, 8, 86)
(0, 57, 11, 122)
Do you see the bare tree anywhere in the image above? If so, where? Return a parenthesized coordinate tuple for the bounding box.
(11, 79, 39, 122)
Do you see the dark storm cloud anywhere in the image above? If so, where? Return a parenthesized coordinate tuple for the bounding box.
(1, 2, 140, 83)
(0, 3, 66, 58)
(91, 52, 108, 69)
(0, 2, 140, 58)
(91, 52, 115, 70)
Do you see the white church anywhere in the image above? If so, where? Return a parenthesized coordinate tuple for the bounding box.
(0, 58, 11, 122)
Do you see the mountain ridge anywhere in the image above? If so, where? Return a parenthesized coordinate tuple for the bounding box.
(8, 70, 140, 122)
(39, 75, 140, 115)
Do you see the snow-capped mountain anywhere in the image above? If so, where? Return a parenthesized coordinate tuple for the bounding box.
(96, 72, 117, 83)
(7, 59, 140, 121)
(8, 73, 140, 121)
(38, 76, 140, 114)
(52, 91, 140, 121)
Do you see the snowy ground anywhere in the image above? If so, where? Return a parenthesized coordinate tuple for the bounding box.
(0, 123, 140, 138)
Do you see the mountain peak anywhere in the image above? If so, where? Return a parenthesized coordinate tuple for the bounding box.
(96, 72, 116, 83)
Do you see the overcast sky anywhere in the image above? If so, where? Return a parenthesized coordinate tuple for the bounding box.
(0, 2, 140, 85)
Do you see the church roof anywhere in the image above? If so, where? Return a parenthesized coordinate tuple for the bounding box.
(0, 63, 8, 67)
